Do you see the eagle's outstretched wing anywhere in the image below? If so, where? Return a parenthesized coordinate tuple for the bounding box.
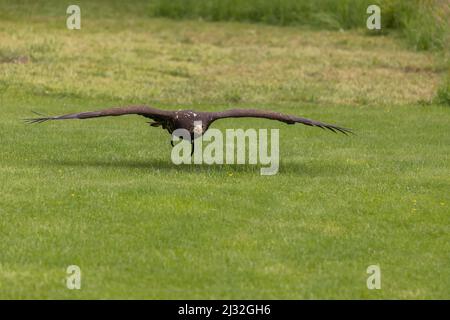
(209, 109, 352, 134)
(24, 105, 174, 124)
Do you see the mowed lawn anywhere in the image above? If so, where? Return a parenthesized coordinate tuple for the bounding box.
(0, 3, 449, 299)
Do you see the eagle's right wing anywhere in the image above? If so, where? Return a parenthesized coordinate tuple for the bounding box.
(25, 105, 174, 124)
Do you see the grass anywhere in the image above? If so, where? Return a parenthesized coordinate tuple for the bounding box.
(0, 2, 449, 299)
(148, 0, 450, 51)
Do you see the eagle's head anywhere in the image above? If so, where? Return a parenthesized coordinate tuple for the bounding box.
(193, 123, 204, 135)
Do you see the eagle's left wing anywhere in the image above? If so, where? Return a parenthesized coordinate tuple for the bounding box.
(209, 109, 352, 134)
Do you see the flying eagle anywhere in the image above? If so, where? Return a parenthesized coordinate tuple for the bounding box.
(25, 106, 352, 152)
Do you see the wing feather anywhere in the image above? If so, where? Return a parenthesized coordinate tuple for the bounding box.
(24, 105, 173, 124)
(209, 109, 352, 134)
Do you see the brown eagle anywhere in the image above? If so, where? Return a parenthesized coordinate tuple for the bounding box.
(25, 106, 352, 151)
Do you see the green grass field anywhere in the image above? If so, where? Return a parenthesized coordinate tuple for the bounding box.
(0, 1, 449, 299)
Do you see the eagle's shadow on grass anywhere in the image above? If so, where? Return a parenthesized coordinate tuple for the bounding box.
(47, 158, 353, 176)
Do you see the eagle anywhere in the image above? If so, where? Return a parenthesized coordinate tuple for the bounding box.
(25, 105, 352, 152)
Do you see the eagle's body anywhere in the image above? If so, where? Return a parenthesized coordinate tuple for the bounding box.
(26, 105, 351, 151)
(154, 110, 210, 135)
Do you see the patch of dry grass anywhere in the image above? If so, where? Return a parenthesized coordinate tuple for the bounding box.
(0, 18, 444, 107)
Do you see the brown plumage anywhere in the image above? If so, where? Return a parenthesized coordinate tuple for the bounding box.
(25, 105, 352, 150)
